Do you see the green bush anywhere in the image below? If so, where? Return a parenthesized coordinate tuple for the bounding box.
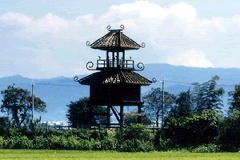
(33, 136, 49, 149)
(156, 136, 172, 151)
(5, 136, 33, 149)
(116, 124, 155, 152)
(116, 124, 154, 142)
(191, 143, 220, 153)
(48, 135, 69, 149)
(79, 139, 93, 150)
(101, 136, 117, 150)
(0, 136, 7, 149)
(117, 139, 154, 152)
(67, 136, 81, 150)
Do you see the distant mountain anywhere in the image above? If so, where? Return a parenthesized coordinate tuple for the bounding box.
(0, 63, 239, 124)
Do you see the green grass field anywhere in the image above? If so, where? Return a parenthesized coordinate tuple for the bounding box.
(0, 150, 239, 160)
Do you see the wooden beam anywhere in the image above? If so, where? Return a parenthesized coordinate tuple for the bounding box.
(138, 104, 142, 124)
(107, 105, 111, 127)
(122, 113, 144, 116)
(120, 105, 124, 127)
(93, 113, 112, 116)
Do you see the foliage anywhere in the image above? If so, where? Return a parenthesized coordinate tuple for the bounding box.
(142, 88, 176, 127)
(228, 84, 240, 112)
(116, 123, 154, 152)
(165, 110, 222, 147)
(191, 144, 220, 153)
(216, 111, 240, 152)
(66, 97, 107, 127)
(192, 75, 225, 114)
(172, 89, 193, 118)
(0, 85, 46, 126)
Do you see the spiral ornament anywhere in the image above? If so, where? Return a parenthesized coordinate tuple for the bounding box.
(73, 76, 79, 82)
(136, 62, 145, 71)
(86, 41, 91, 46)
(152, 78, 157, 83)
(107, 25, 111, 31)
(141, 42, 146, 48)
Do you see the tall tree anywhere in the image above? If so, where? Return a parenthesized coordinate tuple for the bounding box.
(142, 87, 176, 127)
(228, 84, 240, 112)
(192, 75, 225, 114)
(169, 89, 193, 119)
(66, 97, 107, 128)
(1, 85, 46, 126)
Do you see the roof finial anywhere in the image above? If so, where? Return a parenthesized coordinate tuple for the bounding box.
(86, 41, 91, 46)
(141, 42, 146, 48)
(107, 25, 111, 31)
(107, 25, 124, 31)
(120, 25, 124, 30)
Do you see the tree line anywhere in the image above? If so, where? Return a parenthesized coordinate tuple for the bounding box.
(67, 75, 238, 127)
(0, 75, 240, 151)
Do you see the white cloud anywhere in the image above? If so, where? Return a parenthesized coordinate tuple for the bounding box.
(0, 1, 240, 78)
(43, 121, 68, 126)
(166, 49, 214, 68)
(36, 13, 69, 32)
(0, 12, 32, 25)
(233, 15, 240, 27)
(76, 14, 94, 25)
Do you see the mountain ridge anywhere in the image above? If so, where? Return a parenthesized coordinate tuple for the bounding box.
(0, 63, 239, 124)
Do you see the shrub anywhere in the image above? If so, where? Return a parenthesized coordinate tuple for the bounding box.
(33, 136, 49, 149)
(191, 143, 220, 153)
(101, 136, 117, 150)
(116, 124, 155, 152)
(116, 123, 154, 142)
(67, 136, 81, 150)
(5, 136, 33, 149)
(0, 136, 7, 149)
(156, 136, 172, 151)
(79, 139, 93, 150)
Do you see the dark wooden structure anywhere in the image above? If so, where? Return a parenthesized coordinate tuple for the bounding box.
(74, 25, 152, 128)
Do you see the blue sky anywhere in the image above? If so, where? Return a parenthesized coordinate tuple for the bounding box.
(1, 0, 240, 79)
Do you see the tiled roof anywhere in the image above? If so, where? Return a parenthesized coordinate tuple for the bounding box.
(78, 70, 152, 86)
(90, 30, 141, 51)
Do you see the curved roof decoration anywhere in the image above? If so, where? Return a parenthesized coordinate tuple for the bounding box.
(87, 25, 145, 51)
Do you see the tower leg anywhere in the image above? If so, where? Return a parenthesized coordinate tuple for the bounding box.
(88, 103, 93, 129)
(138, 104, 142, 124)
(107, 105, 111, 128)
(120, 105, 124, 128)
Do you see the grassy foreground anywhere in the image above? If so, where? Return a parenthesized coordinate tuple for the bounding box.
(0, 150, 239, 160)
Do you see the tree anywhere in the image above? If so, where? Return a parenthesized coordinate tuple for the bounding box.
(228, 84, 240, 112)
(66, 97, 107, 128)
(0, 85, 46, 126)
(168, 89, 193, 119)
(142, 88, 176, 127)
(124, 109, 152, 126)
(165, 109, 222, 147)
(192, 75, 225, 114)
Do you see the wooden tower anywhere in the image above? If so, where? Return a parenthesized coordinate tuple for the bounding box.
(74, 25, 152, 128)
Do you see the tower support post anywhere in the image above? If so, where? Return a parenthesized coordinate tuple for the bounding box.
(88, 103, 93, 129)
(138, 104, 142, 124)
(107, 105, 111, 128)
(120, 105, 124, 128)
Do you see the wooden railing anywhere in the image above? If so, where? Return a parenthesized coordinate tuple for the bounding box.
(97, 59, 134, 69)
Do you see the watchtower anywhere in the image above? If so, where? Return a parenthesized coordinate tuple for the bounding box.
(74, 25, 152, 127)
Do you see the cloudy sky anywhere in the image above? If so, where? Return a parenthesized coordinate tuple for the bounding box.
(1, 0, 240, 79)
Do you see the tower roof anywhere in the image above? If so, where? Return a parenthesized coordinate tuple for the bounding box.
(88, 25, 144, 51)
(78, 70, 152, 86)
